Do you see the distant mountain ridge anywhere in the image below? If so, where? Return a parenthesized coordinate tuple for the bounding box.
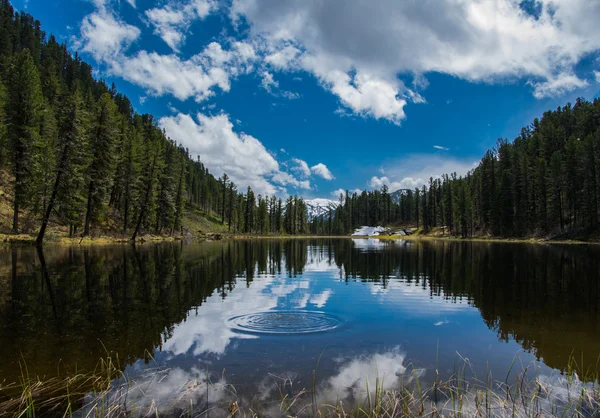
(390, 189, 412, 204)
(304, 198, 339, 220)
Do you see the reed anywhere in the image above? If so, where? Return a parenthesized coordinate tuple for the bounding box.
(1, 354, 599, 418)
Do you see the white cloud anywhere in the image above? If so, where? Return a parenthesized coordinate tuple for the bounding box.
(260, 70, 278, 92)
(77, 0, 600, 134)
(309, 289, 332, 308)
(77, 11, 140, 60)
(370, 175, 423, 191)
(303, 63, 408, 124)
(103, 41, 256, 102)
(319, 348, 424, 404)
(530, 73, 588, 99)
(369, 154, 478, 191)
(271, 171, 311, 189)
(291, 158, 311, 177)
(311, 163, 334, 180)
(108, 50, 227, 101)
(125, 0, 136, 8)
(260, 70, 300, 99)
(433, 145, 449, 151)
(159, 112, 309, 195)
(331, 188, 362, 199)
(231, 0, 600, 113)
(595, 71, 600, 83)
(145, 0, 216, 51)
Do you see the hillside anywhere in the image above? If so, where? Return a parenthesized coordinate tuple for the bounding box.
(327, 97, 600, 241)
(0, 170, 228, 243)
(0, 0, 313, 244)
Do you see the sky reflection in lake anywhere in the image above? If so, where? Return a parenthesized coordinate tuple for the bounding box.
(2, 238, 600, 414)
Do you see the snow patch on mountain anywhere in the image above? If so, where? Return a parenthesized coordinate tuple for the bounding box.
(304, 198, 338, 220)
(390, 189, 412, 204)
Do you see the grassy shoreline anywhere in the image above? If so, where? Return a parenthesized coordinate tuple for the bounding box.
(2, 354, 599, 417)
(373, 233, 600, 245)
(2, 230, 600, 246)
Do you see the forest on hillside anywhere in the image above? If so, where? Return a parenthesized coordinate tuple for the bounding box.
(324, 98, 600, 239)
(1, 0, 599, 243)
(0, 0, 308, 244)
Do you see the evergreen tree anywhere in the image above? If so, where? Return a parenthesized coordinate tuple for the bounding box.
(0, 78, 6, 167)
(6, 48, 43, 232)
(36, 87, 87, 244)
(83, 92, 118, 235)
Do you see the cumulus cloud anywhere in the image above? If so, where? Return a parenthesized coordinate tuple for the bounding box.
(369, 154, 478, 192)
(77, 0, 599, 129)
(76, 10, 140, 60)
(99, 41, 256, 102)
(145, 0, 215, 51)
(331, 188, 362, 199)
(311, 163, 334, 180)
(530, 73, 589, 99)
(291, 158, 311, 177)
(77, 0, 256, 104)
(271, 171, 311, 189)
(306, 65, 408, 124)
(231, 0, 600, 114)
(159, 112, 311, 195)
(319, 348, 424, 404)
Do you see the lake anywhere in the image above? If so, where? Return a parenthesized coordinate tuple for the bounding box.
(1, 239, 599, 416)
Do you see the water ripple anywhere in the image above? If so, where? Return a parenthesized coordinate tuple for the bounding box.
(228, 311, 341, 335)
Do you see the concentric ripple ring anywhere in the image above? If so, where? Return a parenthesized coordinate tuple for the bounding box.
(228, 311, 341, 335)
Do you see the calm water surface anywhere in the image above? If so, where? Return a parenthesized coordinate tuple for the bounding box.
(1, 239, 599, 413)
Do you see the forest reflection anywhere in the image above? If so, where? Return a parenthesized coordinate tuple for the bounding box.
(1, 239, 599, 387)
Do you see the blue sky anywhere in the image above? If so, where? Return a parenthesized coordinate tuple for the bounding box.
(15, 0, 600, 200)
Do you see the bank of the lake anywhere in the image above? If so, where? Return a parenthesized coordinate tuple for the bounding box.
(373, 233, 600, 246)
(2, 353, 599, 418)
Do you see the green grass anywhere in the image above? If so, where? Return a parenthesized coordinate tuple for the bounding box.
(2, 354, 600, 417)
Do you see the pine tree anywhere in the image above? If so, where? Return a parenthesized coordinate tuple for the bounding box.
(36, 87, 88, 244)
(221, 173, 228, 223)
(6, 48, 43, 232)
(32, 101, 57, 217)
(0, 78, 6, 167)
(172, 150, 186, 235)
(83, 92, 118, 235)
(117, 119, 141, 234)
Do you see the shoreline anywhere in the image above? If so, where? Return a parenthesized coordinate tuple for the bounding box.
(2, 353, 597, 418)
(372, 233, 600, 245)
(2, 231, 599, 246)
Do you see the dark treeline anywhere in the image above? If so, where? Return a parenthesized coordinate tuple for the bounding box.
(323, 98, 600, 238)
(0, 0, 311, 243)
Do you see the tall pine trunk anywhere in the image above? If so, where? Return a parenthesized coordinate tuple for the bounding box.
(83, 181, 94, 236)
(36, 143, 68, 246)
(131, 148, 158, 242)
(12, 155, 22, 233)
